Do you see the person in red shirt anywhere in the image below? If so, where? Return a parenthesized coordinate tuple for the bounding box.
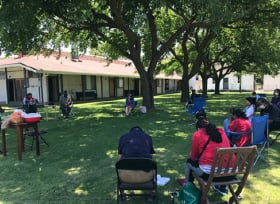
(228, 108, 252, 147)
(185, 116, 234, 195)
(22, 93, 38, 113)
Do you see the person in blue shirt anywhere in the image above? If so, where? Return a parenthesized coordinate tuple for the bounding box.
(118, 126, 155, 159)
(125, 93, 136, 116)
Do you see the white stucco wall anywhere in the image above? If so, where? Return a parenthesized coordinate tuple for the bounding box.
(102, 76, 110, 98)
(241, 74, 254, 91)
(0, 79, 7, 103)
(26, 78, 41, 102)
(63, 75, 82, 95)
(96, 76, 102, 98)
(167, 79, 177, 91)
(263, 75, 280, 91)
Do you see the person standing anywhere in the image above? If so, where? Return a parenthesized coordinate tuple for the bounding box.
(59, 91, 73, 118)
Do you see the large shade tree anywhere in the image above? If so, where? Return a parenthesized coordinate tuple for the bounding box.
(0, 0, 280, 108)
(0, 0, 194, 111)
(159, 0, 280, 100)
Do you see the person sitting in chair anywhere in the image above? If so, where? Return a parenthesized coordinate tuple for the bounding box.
(184, 116, 234, 196)
(23, 93, 38, 113)
(271, 89, 280, 108)
(186, 89, 198, 109)
(117, 126, 156, 200)
(118, 126, 155, 159)
(258, 97, 280, 132)
(125, 93, 136, 116)
(228, 108, 252, 147)
(59, 91, 73, 119)
(243, 97, 256, 122)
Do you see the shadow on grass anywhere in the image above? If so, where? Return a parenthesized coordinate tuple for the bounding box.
(0, 93, 279, 203)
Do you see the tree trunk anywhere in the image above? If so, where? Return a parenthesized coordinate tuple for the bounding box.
(180, 72, 190, 102)
(201, 76, 208, 98)
(140, 72, 154, 110)
(214, 79, 221, 95)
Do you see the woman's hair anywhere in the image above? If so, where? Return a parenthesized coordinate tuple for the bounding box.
(195, 118, 222, 143)
(273, 89, 280, 95)
(230, 108, 247, 119)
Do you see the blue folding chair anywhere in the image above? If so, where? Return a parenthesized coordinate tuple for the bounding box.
(250, 115, 269, 167)
(186, 97, 206, 115)
(223, 118, 251, 146)
(186, 97, 206, 125)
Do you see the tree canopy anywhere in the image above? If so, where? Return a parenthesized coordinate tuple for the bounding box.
(0, 0, 280, 108)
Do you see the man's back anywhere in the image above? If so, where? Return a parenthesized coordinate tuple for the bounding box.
(118, 127, 155, 159)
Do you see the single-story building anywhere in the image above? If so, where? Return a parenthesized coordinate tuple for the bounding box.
(190, 73, 255, 92)
(263, 75, 280, 91)
(0, 52, 181, 105)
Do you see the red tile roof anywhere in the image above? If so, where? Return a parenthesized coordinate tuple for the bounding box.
(0, 53, 181, 79)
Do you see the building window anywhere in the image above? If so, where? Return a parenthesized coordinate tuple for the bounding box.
(118, 78, 123, 88)
(165, 79, 169, 90)
(0, 71, 5, 79)
(157, 79, 162, 87)
(28, 71, 39, 78)
(86, 75, 96, 90)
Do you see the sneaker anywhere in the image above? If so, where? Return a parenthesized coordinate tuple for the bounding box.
(213, 185, 228, 196)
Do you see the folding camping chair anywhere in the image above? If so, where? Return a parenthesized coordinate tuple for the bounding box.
(23, 129, 49, 150)
(186, 97, 206, 125)
(115, 158, 157, 203)
(250, 115, 269, 167)
(224, 115, 268, 167)
(193, 146, 257, 204)
(186, 97, 206, 115)
(223, 118, 251, 147)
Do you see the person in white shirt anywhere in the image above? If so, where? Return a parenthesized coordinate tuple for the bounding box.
(243, 97, 256, 121)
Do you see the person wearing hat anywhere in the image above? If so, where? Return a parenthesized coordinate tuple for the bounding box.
(243, 97, 256, 121)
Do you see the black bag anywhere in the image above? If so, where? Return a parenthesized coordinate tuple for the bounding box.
(187, 158, 199, 167)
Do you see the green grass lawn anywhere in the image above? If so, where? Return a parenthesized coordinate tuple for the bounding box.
(0, 93, 279, 204)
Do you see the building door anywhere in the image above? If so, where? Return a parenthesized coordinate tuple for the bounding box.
(48, 76, 59, 103)
(134, 79, 140, 96)
(109, 78, 115, 97)
(223, 78, 229, 90)
(8, 79, 25, 103)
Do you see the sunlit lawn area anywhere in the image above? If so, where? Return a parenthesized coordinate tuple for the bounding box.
(0, 92, 279, 204)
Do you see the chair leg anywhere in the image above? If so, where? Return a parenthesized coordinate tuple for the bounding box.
(40, 135, 49, 147)
(31, 134, 49, 150)
(116, 188, 120, 204)
(228, 185, 240, 204)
